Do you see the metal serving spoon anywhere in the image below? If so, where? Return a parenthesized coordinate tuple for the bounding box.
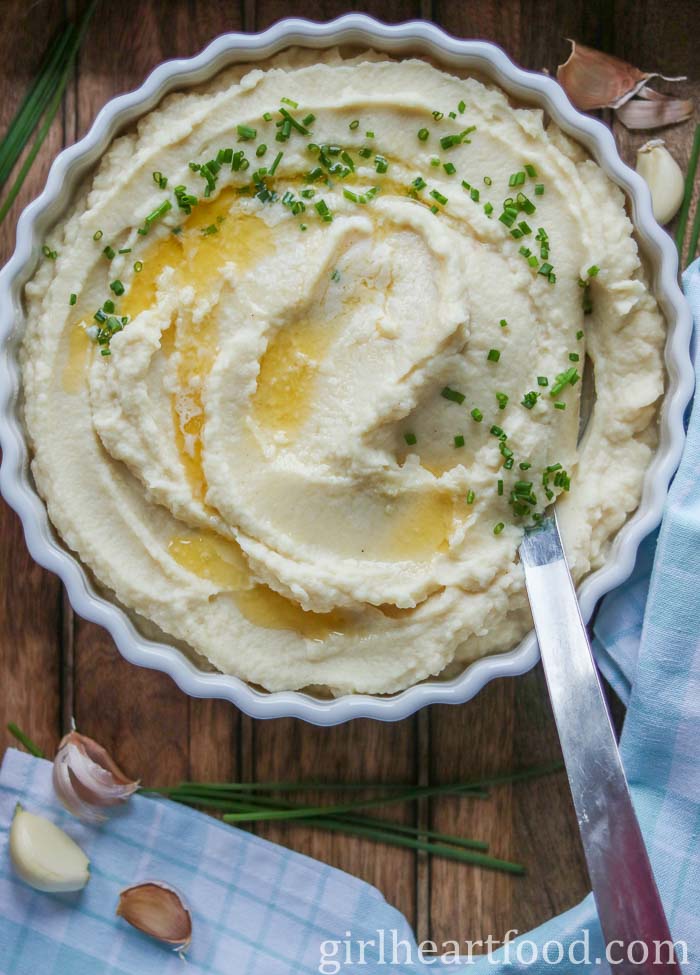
(520, 512, 682, 974)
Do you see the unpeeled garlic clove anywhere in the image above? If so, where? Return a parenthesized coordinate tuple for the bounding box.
(617, 96, 694, 131)
(116, 881, 192, 953)
(10, 804, 90, 893)
(53, 730, 139, 822)
(635, 140, 685, 224)
(557, 40, 686, 111)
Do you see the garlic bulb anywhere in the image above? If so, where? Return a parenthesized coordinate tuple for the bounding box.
(10, 804, 90, 893)
(117, 882, 192, 954)
(52, 730, 139, 822)
(636, 140, 685, 225)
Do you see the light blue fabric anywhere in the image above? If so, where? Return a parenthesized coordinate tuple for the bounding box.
(0, 261, 698, 974)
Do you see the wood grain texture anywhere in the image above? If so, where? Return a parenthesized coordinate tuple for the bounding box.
(0, 0, 697, 955)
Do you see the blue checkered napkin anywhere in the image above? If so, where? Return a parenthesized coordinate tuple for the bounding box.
(0, 748, 420, 975)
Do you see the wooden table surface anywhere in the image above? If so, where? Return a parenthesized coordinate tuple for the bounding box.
(1, 0, 697, 952)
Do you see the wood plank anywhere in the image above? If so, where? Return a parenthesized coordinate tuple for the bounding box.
(0, 0, 67, 762)
(253, 0, 426, 30)
(429, 669, 589, 946)
(252, 717, 419, 925)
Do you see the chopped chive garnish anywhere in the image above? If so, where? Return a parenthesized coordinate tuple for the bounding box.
(103, 245, 115, 260)
(538, 262, 553, 277)
(413, 176, 427, 191)
(375, 155, 388, 174)
(349, 119, 360, 130)
(443, 162, 456, 175)
(576, 330, 584, 340)
(537, 376, 548, 387)
(404, 432, 417, 446)
(418, 128, 430, 141)
(69, 292, 77, 305)
(441, 386, 465, 404)
(509, 171, 526, 186)
(93, 229, 103, 241)
(256, 144, 267, 157)
(569, 352, 580, 362)
(133, 261, 143, 272)
(483, 175, 492, 186)
(302, 113, 315, 127)
(268, 151, 283, 176)
(262, 111, 272, 122)
(118, 247, 131, 254)
(484, 202, 493, 216)
(237, 124, 257, 141)
(521, 391, 539, 409)
(467, 489, 475, 504)
(430, 158, 440, 168)
(471, 408, 483, 422)
(499, 319, 508, 328)
(330, 268, 340, 283)
(365, 131, 374, 139)
(524, 164, 537, 177)
(497, 481, 504, 496)
(139, 199, 172, 234)
(496, 392, 509, 410)
(490, 424, 504, 438)
(432, 110, 444, 121)
(587, 264, 600, 277)
(519, 462, 531, 471)
(314, 199, 333, 222)
(550, 367, 579, 397)
(458, 100, 466, 113)
(430, 189, 448, 206)
(109, 279, 125, 296)
(534, 184, 544, 195)
(102, 299, 114, 313)
(281, 96, 298, 108)
(554, 402, 566, 410)
(152, 170, 167, 189)
(454, 434, 465, 448)
(487, 349, 500, 363)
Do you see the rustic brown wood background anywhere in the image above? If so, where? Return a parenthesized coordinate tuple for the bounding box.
(1, 0, 697, 952)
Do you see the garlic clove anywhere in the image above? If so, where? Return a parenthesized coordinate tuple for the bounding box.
(116, 881, 192, 953)
(557, 40, 686, 111)
(9, 804, 90, 893)
(636, 140, 686, 224)
(617, 96, 694, 131)
(53, 730, 139, 822)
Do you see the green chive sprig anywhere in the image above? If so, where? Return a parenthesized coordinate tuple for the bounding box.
(0, 2, 97, 225)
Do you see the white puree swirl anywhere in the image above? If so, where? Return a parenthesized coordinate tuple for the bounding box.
(22, 51, 664, 694)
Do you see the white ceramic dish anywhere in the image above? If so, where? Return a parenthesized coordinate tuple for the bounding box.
(0, 16, 693, 725)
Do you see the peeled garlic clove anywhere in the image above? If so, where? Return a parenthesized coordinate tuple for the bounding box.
(117, 882, 192, 953)
(636, 140, 685, 224)
(53, 730, 139, 822)
(10, 804, 90, 893)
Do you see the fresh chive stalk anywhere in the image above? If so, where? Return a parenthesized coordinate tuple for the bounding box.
(675, 124, 700, 263)
(0, 2, 97, 224)
(6, 722, 44, 758)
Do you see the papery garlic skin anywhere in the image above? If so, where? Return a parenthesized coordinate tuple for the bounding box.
(9, 804, 90, 893)
(636, 140, 685, 224)
(117, 881, 192, 953)
(53, 731, 139, 823)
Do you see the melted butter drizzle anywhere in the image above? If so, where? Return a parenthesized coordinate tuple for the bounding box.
(167, 531, 348, 640)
